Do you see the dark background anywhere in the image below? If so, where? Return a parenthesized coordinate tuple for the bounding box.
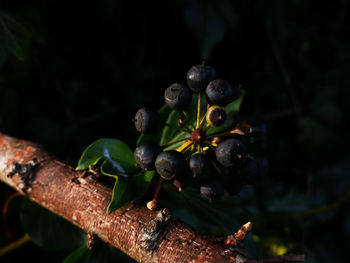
(1, 0, 350, 262)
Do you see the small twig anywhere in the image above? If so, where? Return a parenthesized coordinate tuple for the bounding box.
(147, 177, 164, 211)
(0, 234, 31, 257)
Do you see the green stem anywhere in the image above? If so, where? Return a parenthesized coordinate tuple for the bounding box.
(206, 128, 244, 140)
(196, 92, 201, 129)
(163, 136, 191, 147)
(0, 234, 31, 257)
(165, 123, 191, 134)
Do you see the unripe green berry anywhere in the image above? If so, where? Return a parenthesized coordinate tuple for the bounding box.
(206, 105, 227, 127)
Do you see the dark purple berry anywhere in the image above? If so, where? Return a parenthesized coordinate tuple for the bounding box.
(155, 150, 186, 180)
(134, 142, 162, 171)
(200, 181, 225, 202)
(206, 79, 241, 106)
(241, 156, 268, 183)
(134, 107, 160, 134)
(249, 123, 267, 144)
(187, 64, 217, 92)
(189, 153, 213, 181)
(216, 138, 247, 167)
(164, 84, 192, 110)
(206, 105, 227, 127)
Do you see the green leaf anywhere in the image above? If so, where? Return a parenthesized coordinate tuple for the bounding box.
(0, 12, 31, 61)
(107, 171, 154, 214)
(20, 198, 86, 251)
(160, 93, 207, 148)
(268, 188, 309, 213)
(63, 246, 90, 263)
(63, 244, 137, 263)
(160, 186, 253, 236)
(76, 138, 137, 176)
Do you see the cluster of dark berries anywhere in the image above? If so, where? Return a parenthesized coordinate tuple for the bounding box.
(133, 63, 267, 206)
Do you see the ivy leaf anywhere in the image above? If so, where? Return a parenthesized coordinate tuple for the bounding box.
(107, 171, 154, 214)
(160, 94, 207, 149)
(63, 244, 137, 263)
(76, 138, 137, 177)
(77, 138, 154, 214)
(268, 188, 309, 212)
(20, 198, 86, 251)
(0, 11, 31, 62)
(160, 186, 253, 236)
(63, 246, 90, 263)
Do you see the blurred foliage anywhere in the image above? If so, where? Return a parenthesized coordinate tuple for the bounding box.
(1, 0, 350, 262)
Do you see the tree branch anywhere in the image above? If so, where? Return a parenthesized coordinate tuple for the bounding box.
(0, 133, 304, 262)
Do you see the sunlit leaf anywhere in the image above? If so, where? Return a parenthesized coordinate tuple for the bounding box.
(107, 171, 154, 214)
(76, 138, 137, 176)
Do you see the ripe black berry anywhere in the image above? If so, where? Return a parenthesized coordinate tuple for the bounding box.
(206, 105, 227, 127)
(216, 138, 247, 167)
(155, 150, 186, 180)
(134, 141, 162, 171)
(187, 64, 217, 92)
(241, 156, 268, 183)
(189, 153, 213, 181)
(134, 107, 160, 134)
(249, 123, 267, 144)
(206, 79, 241, 106)
(200, 181, 225, 202)
(164, 84, 192, 110)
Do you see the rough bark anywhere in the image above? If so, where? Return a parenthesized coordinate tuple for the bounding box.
(0, 133, 304, 263)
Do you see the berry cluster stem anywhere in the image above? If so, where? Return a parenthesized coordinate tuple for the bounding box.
(163, 136, 191, 148)
(196, 92, 201, 128)
(206, 128, 245, 140)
